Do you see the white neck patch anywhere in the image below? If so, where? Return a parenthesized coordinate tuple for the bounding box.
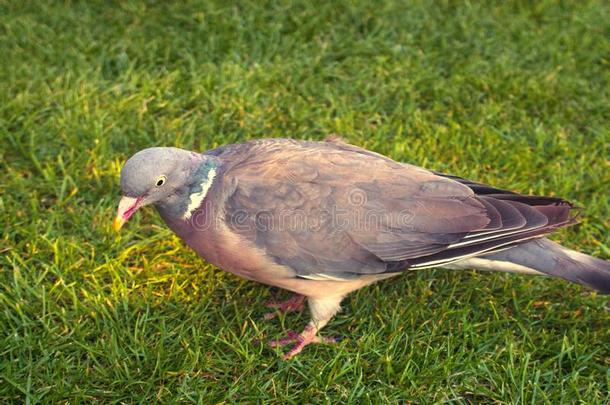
(183, 167, 217, 220)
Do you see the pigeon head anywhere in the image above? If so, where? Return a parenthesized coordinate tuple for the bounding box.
(114, 147, 210, 230)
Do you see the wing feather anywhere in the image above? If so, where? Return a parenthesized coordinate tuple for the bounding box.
(215, 139, 576, 279)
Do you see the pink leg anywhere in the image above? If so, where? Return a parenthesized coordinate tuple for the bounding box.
(264, 294, 306, 320)
(268, 323, 339, 360)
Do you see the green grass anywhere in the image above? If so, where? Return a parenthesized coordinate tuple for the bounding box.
(1, 0, 609, 402)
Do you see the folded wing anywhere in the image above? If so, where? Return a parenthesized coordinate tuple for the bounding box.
(218, 139, 576, 280)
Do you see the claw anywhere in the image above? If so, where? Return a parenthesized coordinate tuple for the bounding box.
(267, 324, 339, 359)
(268, 330, 300, 347)
(263, 294, 306, 320)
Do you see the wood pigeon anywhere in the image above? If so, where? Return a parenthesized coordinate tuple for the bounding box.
(114, 137, 610, 359)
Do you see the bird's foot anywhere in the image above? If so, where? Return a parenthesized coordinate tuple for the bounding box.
(268, 324, 339, 359)
(263, 294, 306, 320)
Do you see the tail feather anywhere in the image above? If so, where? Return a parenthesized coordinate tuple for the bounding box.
(466, 238, 610, 294)
(432, 171, 609, 292)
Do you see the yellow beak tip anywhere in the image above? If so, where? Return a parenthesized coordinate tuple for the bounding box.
(113, 217, 125, 231)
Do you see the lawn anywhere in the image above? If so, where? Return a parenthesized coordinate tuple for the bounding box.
(1, 0, 609, 403)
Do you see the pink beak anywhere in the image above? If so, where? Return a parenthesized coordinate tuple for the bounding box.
(113, 196, 143, 231)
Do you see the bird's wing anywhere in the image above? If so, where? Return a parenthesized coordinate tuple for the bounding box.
(219, 139, 574, 280)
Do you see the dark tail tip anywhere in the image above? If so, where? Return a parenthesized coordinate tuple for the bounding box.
(558, 249, 610, 294)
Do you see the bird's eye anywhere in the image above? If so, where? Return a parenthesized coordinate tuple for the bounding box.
(155, 176, 166, 187)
